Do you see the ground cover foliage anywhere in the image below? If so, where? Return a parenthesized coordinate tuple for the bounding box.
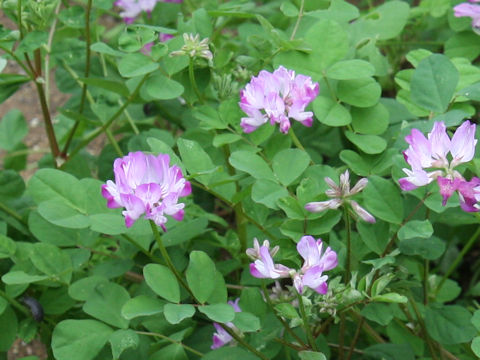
(2, 0, 480, 359)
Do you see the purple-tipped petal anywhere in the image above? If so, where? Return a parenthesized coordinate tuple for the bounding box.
(451, 121, 477, 165)
(351, 200, 376, 223)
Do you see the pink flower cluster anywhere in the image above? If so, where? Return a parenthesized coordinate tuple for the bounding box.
(115, 0, 181, 24)
(211, 299, 241, 349)
(247, 237, 337, 295)
(454, 0, 480, 31)
(239, 66, 319, 134)
(101, 152, 191, 229)
(399, 121, 480, 212)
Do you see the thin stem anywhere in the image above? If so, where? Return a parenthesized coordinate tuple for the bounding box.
(0, 288, 30, 316)
(289, 0, 305, 40)
(338, 313, 346, 360)
(79, 0, 93, 115)
(289, 128, 306, 152)
(323, 76, 338, 101)
(121, 234, 162, 263)
(261, 282, 307, 348)
(136, 331, 204, 357)
(0, 45, 33, 78)
(409, 295, 440, 360)
(66, 74, 149, 160)
(344, 207, 352, 284)
(297, 292, 317, 351)
(0, 201, 26, 225)
(188, 58, 204, 104)
(435, 226, 480, 296)
(149, 220, 196, 300)
(330, 342, 364, 355)
(218, 323, 270, 360)
(119, 100, 140, 135)
(105, 129, 123, 157)
(44, 1, 62, 109)
(423, 259, 429, 305)
(346, 317, 364, 360)
(35, 80, 62, 161)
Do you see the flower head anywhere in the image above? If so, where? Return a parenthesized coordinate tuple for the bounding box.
(305, 170, 375, 223)
(170, 33, 213, 60)
(239, 66, 319, 134)
(454, 2, 480, 31)
(246, 236, 337, 295)
(211, 299, 241, 349)
(399, 121, 479, 211)
(101, 152, 191, 229)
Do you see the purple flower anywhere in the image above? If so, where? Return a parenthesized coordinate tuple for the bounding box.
(239, 66, 319, 134)
(102, 152, 191, 229)
(211, 299, 241, 349)
(141, 33, 174, 55)
(246, 236, 338, 295)
(454, 2, 480, 29)
(399, 121, 479, 211)
(116, 0, 182, 23)
(305, 170, 375, 223)
(293, 236, 338, 294)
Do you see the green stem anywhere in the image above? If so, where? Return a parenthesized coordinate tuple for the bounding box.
(346, 317, 364, 360)
(289, 128, 306, 152)
(121, 234, 162, 263)
(149, 220, 196, 300)
(344, 207, 352, 284)
(136, 331, 204, 357)
(289, 0, 304, 41)
(188, 58, 204, 104)
(66, 74, 149, 160)
(218, 323, 270, 360)
(0, 201, 26, 225)
(408, 295, 440, 360)
(17, 0, 23, 38)
(0, 288, 29, 316)
(44, 0, 62, 109)
(435, 225, 480, 296)
(423, 259, 429, 305)
(118, 100, 140, 135)
(105, 129, 123, 157)
(79, 0, 93, 115)
(297, 292, 317, 351)
(338, 313, 345, 360)
(0, 45, 33, 78)
(261, 282, 307, 348)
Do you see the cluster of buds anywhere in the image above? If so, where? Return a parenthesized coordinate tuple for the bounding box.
(170, 33, 213, 60)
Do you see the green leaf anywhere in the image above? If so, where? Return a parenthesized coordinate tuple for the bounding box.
(351, 103, 389, 135)
(299, 351, 327, 360)
(37, 199, 89, 229)
(121, 295, 164, 320)
(361, 303, 394, 325)
(425, 305, 477, 344)
(471, 309, 480, 331)
(90, 42, 124, 56)
(1, 271, 49, 285)
(326, 59, 375, 80)
(229, 151, 276, 182)
(163, 217, 209, 247)
(272, 149, 310, 186)
(109, 329, 139, 359)
(186, 251, 217, 303)
(118, 53, 159, 77)
(198, 304, 235, 323)
(344, 131, 387, 154)
(399, 236, 445, 260)
(202, 347, 258, 360)
(30, 243, 73, 284)
(163, 303, 195, 324)
(232, 312, 261, 332)
(410, 54, 459, 113)
(280, 212, 342, 239)
(472, 337, 480, 358)
(252, 179, 289, 209)
(275, 303, 299, 319)
(398, 220, 433, 240)
(90, 213, 126, 235)
(445, 32, 480, 61)
(363, 176, 403, 224)
(0, 169, 25, 200)
(82, 282, 130, 329)
(364, 343, 414, 360)
(177, 138, 216, 185)
(0, 297, 7, 315)
(79, 77, 129, 97)
(52, 320, 113, 360)
(145, 73, 184, 100)
(68, 276, 109, 301)
(0, 234, 16, 259)
(0, 109, 27, 151)
(357, 220, 389, 255)
(312, 96, 351, 127)
(213, 133, 242, 147)
(143, 264, 180, 303)
(0, 306, 17, 351)
(337, 78, 381, 108)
